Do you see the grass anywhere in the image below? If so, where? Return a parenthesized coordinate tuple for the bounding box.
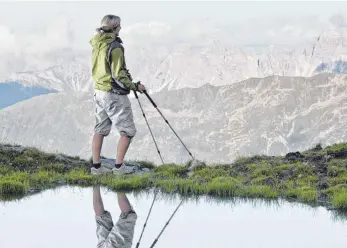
(1, 142, 347, 214)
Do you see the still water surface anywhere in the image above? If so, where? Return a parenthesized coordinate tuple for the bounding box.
(0, 186, 346, 248)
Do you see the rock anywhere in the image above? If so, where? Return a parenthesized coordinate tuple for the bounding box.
(324, 155, 333, 161)
(305, 154, 324, 163)
(312, 144, 323, 151)
(317, 193, 327, 203)
(317, 177, 329, 190)
(0, 145, 25, 154)
(315, 162, 328, 175)
(100, 158, 116, 169)
(27, 188, 40, 194)
(264, 177, 276, 186)
(55, 154, 68, 162)
(328, 149, 347, 159)
(285, 152, 304, 162)
(96, 158, 153, 176)
(278, 166, 295, 181)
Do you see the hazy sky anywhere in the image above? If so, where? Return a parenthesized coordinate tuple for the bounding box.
(0, 1, 347, 77)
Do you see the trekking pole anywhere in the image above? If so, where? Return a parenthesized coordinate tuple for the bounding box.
(135, 188, 159, 248)
(149, 199, 184, 248)
(133, 89, 163, 248)
(133, 90, 164, 164)
(143, 90, 195, 160)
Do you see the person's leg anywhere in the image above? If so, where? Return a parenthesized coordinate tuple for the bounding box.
(115, 135, 131, 165)
(117, 192, 132, 213)
(93, 185, 105, 216)
(92, 133, 105, 164)
(105, 192, 137, 247)
(107, 94, 137, 174)
(91, 91, 113, 175)
(93, 185, 114, 247)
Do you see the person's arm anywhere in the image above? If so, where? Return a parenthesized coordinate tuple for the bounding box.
(110, 48, 137, 91)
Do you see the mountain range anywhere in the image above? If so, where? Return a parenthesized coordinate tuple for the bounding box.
(1, 27, 347, 94)
(1, 73, 346, 164)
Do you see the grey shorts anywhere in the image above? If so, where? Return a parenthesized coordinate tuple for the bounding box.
(95, 210, 137, 248)
(93, 90, 136, 137)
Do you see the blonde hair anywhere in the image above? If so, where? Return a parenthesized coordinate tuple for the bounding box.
(96, 14, 121, 34)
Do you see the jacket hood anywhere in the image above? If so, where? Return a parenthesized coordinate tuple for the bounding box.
(89, 32, 117, 50)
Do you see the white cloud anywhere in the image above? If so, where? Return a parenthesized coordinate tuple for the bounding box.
(265, 30, 276, 37)
(282, 25, 303, 36)
(0, 14, 84, 79)
(122, 22, 172, 37)
(0, 26, 16, 53)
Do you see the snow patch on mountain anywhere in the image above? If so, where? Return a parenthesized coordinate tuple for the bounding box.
(1, 59, 93, 93)
(3, 27, 347, 95)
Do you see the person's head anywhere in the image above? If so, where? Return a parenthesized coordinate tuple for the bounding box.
(96, 14, 121, 36)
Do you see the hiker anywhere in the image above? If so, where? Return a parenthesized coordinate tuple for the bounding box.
(89, 14, 146, 175)
(93, 185, 137, 248)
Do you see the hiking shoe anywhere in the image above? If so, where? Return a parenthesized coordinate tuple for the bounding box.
(90, 166, 112, 175)
(112, 163, 135, 175)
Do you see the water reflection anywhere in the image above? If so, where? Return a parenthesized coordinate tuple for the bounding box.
(93, 185, 137, 248)
(0, 186, 347, 248)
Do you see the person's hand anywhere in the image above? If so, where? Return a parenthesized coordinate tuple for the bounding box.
(135, 81, 146, 93)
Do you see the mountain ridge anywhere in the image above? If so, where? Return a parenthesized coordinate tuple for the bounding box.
(1, 72, 346, 164)
(2, 27, 347, 94)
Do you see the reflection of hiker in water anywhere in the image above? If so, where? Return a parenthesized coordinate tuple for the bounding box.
(89, 14, 146, 175)
(93, 185, 137, 248)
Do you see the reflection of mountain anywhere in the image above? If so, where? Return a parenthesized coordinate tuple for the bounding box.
(1, 73, 347, 164)
(315, 60, 347, 74)
(0, 82, 56, 109)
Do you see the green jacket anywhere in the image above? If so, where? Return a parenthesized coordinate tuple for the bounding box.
(90, 32, 136, 93)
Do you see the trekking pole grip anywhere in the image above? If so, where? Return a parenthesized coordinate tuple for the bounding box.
(143, 90, 157, 108)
